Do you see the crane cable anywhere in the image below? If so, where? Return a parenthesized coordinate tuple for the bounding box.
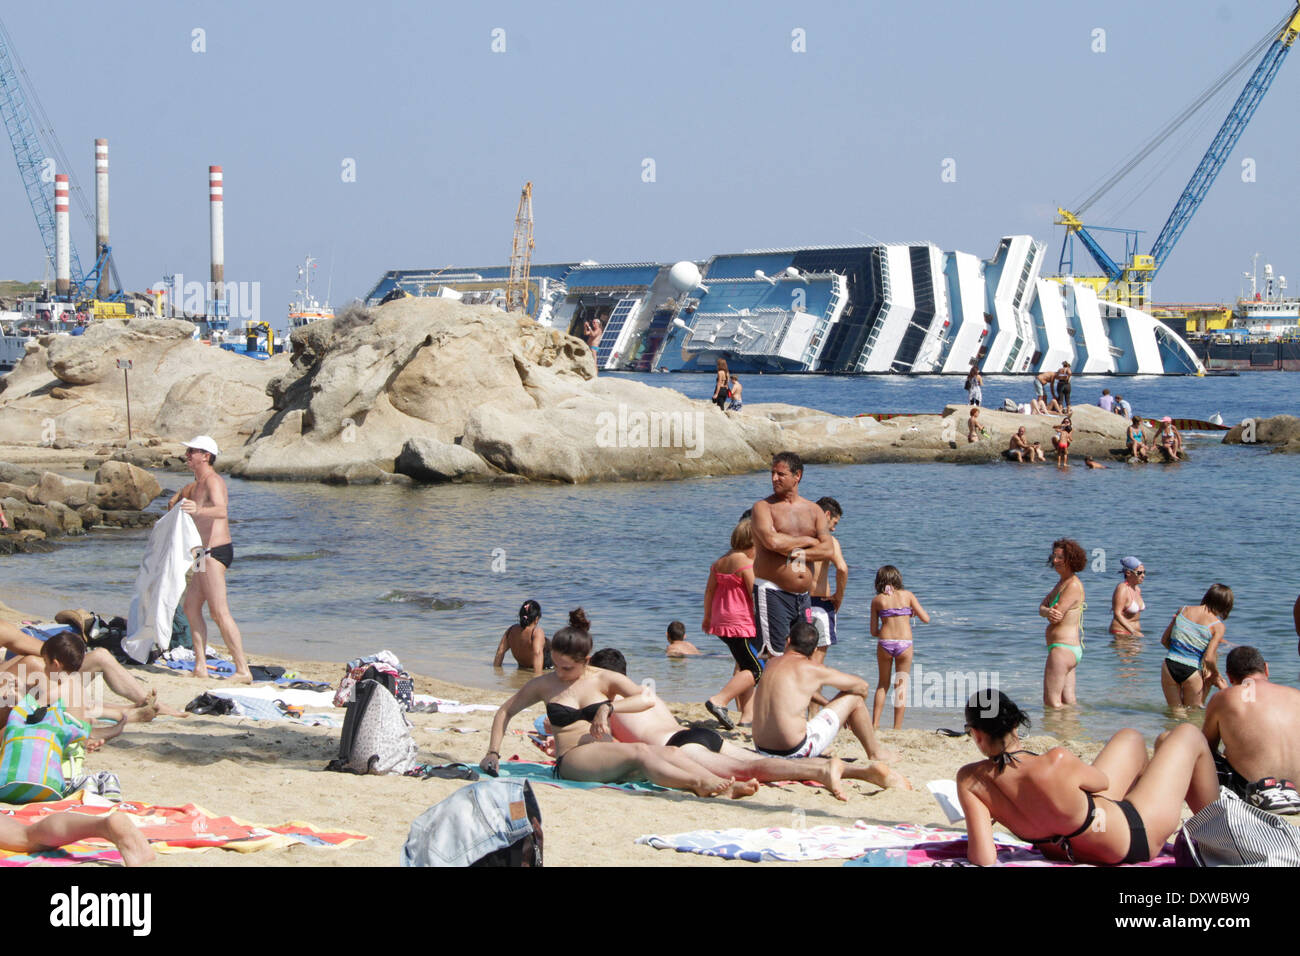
(1071, 11, 1288, 218)
(0, 16, 94, 229)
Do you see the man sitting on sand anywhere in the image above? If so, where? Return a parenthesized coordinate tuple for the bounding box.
(0, 620, 182, 719)
(1202, 645, 1300, 814)
(588, 649, 904, 796)
(751, 620, 907, 779)
(2, 633, 159, 735)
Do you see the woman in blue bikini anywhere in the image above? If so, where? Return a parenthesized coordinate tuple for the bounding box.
(1160, 584, 1232, 711)
(1041, 539, 1087, 708)
(480, 621, 758, 799)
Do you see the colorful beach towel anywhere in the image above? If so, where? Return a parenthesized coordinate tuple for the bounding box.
(0, 796, 368, 866)
(846, 838, 1179, 867)
(498, 759, 667, 793)
(637, 822, 1026, 863)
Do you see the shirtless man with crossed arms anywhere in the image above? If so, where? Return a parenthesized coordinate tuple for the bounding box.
(750, 451, 834, 658)
(167, 435, 251, 682)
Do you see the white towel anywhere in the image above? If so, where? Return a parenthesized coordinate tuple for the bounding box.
(123, 508, 202, 663)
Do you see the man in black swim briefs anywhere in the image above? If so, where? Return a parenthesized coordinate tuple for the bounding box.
(1202, 646, 1300, 814)
(167, 435, 251, 682)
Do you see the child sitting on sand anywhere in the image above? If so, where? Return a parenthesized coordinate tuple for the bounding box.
(665, 620, 700, 657)
(870, 566, 930, 729)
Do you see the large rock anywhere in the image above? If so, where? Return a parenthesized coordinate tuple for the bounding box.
(1223, 414, 1300, 453)
(0, 318, 282, 452)
(1, 498, 62, 538)
(28, 472, 95, 508)
(0, 463, 41, 486)
(92, 461, 162, 510)
(45, 501, 84, 536)
(395, 437, 495, 482)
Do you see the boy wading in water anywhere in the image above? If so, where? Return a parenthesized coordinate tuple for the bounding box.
(168, 435, 252, 683)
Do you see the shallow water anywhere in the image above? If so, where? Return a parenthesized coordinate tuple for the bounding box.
(1, 371, 1296, 743)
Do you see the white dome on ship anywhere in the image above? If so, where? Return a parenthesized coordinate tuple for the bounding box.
(668, 261, 703, 292)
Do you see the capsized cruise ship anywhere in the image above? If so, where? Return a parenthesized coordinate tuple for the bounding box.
(364, 235, 1204, 375)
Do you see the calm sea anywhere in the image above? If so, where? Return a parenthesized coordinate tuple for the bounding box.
(2, 371, 1296, 743)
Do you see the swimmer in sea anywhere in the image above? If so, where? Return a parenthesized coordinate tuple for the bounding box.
(1110, 557, 1145, 638)
(492, 599, 550, 674)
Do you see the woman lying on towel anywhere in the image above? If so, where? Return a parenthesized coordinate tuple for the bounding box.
(480, 622, 758, 799)
(956, 690, 1218, 865)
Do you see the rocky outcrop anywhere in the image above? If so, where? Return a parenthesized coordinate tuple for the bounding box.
(395, 437, 497, 483)
(0, 318, 282, 453)
(1222, 414, 1300, 454)
(0, 460, 163, 554)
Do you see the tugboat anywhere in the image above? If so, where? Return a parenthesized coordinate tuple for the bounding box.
(287, 255, 334, 330)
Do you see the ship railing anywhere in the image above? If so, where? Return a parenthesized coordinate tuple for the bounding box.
(854, 250, 892, 372)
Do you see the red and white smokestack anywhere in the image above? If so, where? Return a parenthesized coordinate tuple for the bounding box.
(95, 138, 109, 299)
(209, 165, 224, 315)
(54, 174, 70, 297)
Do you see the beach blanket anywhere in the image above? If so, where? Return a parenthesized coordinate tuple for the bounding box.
(159, 654, 329, 688)
(637, 822, 1026, 863)
(845, 838, 1179, 867)
(0, 795, 368, 866)
(498, 759, 666, 793)
(213, 695, 339, 727)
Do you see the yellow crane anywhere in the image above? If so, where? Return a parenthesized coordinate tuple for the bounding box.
(506, 182, 533, 313)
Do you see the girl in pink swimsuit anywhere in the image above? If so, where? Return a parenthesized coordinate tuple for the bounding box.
(870, 565, 930, 729)
(702, 518, 759, 729)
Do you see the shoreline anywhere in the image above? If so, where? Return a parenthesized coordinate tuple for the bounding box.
(4, 595, 1091, 867)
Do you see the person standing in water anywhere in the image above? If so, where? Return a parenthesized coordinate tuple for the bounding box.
(1041, 538, 1086, 708)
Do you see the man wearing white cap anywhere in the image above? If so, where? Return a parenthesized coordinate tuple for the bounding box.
(167, 435, 251, 682)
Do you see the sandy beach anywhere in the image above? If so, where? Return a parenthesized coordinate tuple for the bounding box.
(1, 592, 1110, 867)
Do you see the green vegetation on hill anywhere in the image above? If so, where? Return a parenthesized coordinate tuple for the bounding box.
(0, 280, 42, 298)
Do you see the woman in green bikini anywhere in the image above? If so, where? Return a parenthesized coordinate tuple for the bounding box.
(1041, 538, 1086, 708)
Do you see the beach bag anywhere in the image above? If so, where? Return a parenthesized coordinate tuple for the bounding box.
(1174, 787, 1300, 866)
(328, 679, 418, 775)
(333, 653, 413, 710)
(1001, 397, 1019, 413)
(401, 779, 543, 867)
(0, 693, 89, 804)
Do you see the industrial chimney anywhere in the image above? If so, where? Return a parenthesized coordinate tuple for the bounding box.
(209, 165, 224, 316)
(95, 138, 109, 299)
(54, 174, 70, 297)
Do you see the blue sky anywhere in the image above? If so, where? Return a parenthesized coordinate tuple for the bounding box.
(1, 0, 1297, 327)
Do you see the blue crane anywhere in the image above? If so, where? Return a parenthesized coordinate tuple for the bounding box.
(1056, 3, 1300, 304)
(0, 16, 116, 299)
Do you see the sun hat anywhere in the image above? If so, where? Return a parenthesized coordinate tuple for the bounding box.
(185, 435, 219, 457)
(1120, 556, 1144, 575)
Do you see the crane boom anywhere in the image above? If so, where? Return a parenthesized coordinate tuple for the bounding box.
(0, 18, 86, 289)
(1148, 4, 1300, 276)
(1055, 2, 1300, 304)
(506, 182, 533, 313)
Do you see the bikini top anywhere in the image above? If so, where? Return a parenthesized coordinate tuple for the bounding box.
(879, 607, 913, 619)
(1125, 598, 1145, 616)
(546, 700, 611, 728)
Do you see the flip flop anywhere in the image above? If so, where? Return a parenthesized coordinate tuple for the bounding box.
(936, 728, 966, 737)
(705, 700, 735, 731)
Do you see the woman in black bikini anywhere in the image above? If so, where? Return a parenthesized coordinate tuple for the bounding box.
(480, 621, 758, 799)
(957, 691, 1218, 866)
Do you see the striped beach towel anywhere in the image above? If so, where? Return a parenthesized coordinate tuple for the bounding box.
(0, 694, 89, 804)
